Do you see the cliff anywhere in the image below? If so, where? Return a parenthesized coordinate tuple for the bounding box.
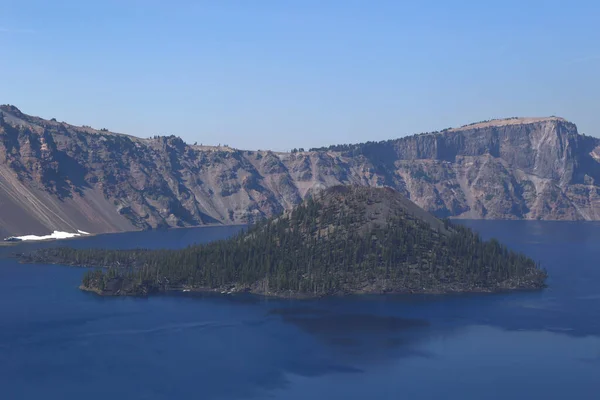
(1, 105, 599, 236)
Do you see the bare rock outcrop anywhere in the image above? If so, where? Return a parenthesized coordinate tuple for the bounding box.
(1, 105, 599, 237)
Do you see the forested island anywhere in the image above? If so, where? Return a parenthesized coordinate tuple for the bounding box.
(21, 186, 547, 297)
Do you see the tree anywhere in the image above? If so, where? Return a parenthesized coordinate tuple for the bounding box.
(33, 187, 545, 297)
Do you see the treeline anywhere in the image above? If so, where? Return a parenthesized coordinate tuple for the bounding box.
(309, 140, 390, 155)
(308, 134, 437, 157)
(29, 187, 546, 296)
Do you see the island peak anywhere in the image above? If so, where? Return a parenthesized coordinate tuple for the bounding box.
(23, 185, 547, 297)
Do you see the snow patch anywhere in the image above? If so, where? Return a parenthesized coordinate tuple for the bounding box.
(4, 230, 91, 242)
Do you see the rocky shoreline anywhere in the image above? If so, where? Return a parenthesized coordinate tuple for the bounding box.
(79, 277, 547, 299)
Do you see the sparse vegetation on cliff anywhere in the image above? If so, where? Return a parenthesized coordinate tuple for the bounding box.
(0, 104, 594, 239)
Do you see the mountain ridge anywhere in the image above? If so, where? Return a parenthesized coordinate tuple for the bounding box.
(1, 105, 600, 237)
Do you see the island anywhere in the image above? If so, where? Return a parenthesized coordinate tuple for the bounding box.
(21, 186, 547, 297)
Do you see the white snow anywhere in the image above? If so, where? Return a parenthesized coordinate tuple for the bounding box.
(5, 230, 91, 242)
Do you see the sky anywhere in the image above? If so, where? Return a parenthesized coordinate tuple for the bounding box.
(1, 0, 599, 151)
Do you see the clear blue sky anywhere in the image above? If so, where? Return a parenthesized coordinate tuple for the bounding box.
(1, 0, 599, 151)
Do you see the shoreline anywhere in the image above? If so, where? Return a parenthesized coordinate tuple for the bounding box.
(0, 224, 249, 247)
(6, 219, 600, 247)
(3, 223, 248, 245)
(78, 281, 547, 300)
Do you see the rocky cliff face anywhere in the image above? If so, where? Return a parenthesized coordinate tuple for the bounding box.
(1, 105, 599, 237)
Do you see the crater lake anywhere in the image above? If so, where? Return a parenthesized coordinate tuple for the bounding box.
(1, 221, 599, 400)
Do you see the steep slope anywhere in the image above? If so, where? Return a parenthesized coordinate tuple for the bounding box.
(24, 186, 546, 297)
(361, 117, 600, 220)
(2, 105, 600, 237)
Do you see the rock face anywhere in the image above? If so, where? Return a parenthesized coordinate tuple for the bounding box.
(1, 106, 599, 236)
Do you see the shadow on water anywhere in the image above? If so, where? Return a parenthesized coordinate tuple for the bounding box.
(2, 221, 600, 399)
(265, 305, 438, 375)
(243, 218, 600, 397)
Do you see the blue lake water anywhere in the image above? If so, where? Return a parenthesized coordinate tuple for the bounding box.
(0, 221, 599, 399)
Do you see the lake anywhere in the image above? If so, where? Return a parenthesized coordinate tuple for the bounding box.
(1, 221, 599, 399)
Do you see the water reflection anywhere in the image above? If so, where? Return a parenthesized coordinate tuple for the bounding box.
(2, 221, 600, 400)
